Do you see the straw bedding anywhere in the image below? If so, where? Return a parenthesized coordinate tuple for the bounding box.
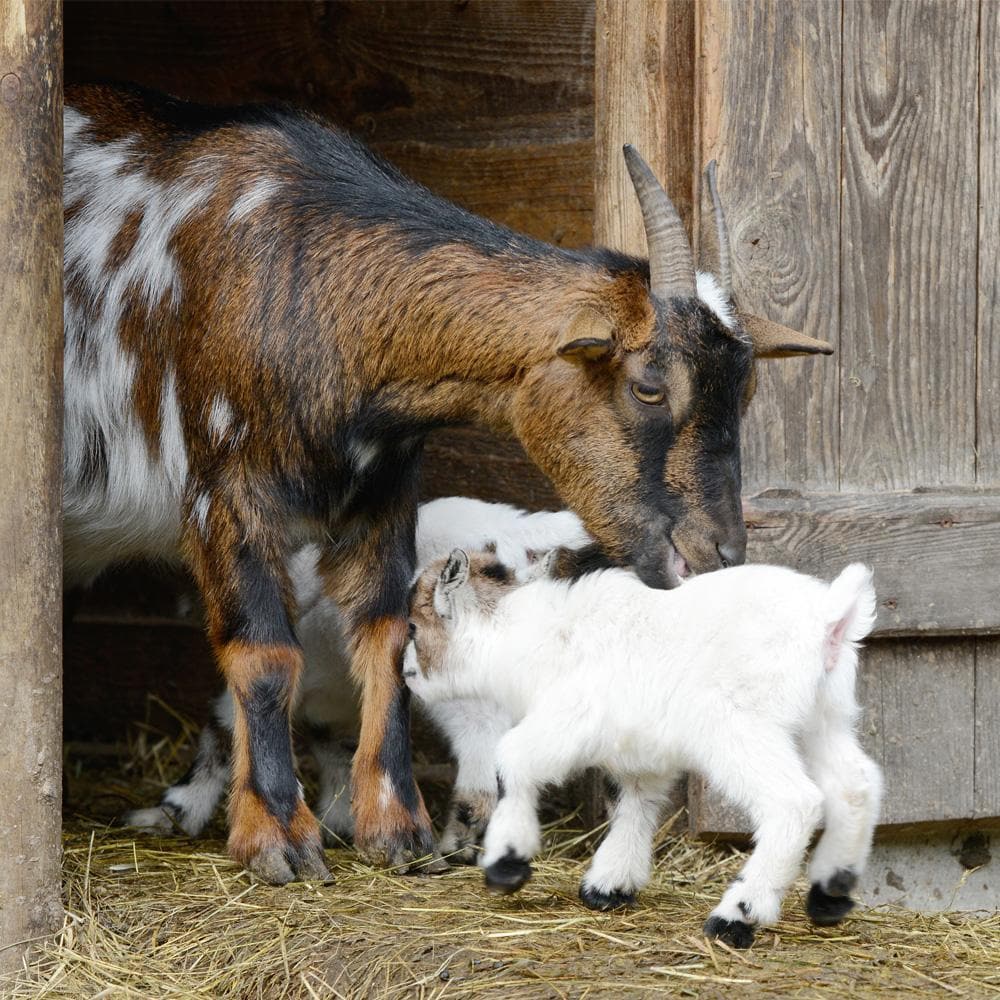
(7, 720, 999, 999)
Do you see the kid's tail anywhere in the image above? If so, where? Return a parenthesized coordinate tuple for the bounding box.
(823, 564, 876, 670)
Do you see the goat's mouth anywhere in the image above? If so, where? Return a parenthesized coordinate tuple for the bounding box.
(671, 550, 691, 580)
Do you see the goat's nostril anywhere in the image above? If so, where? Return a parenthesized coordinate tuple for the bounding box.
(717, 542, 744, 569)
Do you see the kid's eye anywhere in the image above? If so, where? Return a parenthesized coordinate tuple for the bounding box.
(407, 621, 417, 640)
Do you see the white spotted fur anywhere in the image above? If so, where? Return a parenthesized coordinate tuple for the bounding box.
(64, 109, 215, 584)
(228, 176, 282, 225)
(696, 270, 737, 330)
(404, 559, 882, 937)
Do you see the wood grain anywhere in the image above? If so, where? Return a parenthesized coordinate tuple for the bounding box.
(698, 0, 841, 493)
(422, 428, 560, 510)
(979, 1, 999, 484)
(975, 638, 1000, 819)
(877, 638, 975, 825)
(743, 489, 1000, 636)
(840, 0, 979, 490)
(0, 0, 64, 971)
(594, 0, 695, 249)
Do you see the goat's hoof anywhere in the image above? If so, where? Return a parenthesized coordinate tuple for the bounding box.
(579, 883, 636, 911)
(357, 826, 446, 875)
(484, 850, 532, 895)
(806, 883, 856, 926)
(246, 843, 333, 886)
(384, 844, 450, 876)
(703, 915, 755, 949)
(121, 805, 179, 836)
(441, 794, 493, 865)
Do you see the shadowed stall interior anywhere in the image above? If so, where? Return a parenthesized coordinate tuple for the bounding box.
(63, 0, 589, 746)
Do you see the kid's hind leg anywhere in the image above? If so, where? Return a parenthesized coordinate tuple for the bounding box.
(579, 774, 674, 910)
(701, 734, 823, 948)
(431, 699, 511, 864)
(802, 726, 883, 926)
(123, 692, 233, 836)
(481, 711, 581, 895)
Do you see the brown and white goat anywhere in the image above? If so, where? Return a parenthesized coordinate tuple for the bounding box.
(64, 84, 831, 884)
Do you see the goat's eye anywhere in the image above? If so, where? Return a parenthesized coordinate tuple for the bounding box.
(630, 382, 665, 406)
(407, 621, 416, 640)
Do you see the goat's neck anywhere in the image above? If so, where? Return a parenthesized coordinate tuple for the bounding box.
(320, 243, 640, 433)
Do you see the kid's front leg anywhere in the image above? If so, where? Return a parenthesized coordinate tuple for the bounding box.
(431, 699, 511, 864)
(481, 714, 579, 894)
(579, 776, 673, 911)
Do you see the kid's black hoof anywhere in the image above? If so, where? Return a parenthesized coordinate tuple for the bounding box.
(579, 883, 636, 911)
(806, 883, 856, 926)
(483, 850, 532, 895)
(703, 915, 755, 949)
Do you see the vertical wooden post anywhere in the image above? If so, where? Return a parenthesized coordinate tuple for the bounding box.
(588, 0, 694, 830)
(0, 0, 64, 976)
(594, 0, 696, 249)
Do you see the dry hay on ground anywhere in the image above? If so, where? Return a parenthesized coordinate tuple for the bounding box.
(9, 823, 1000, 998)
(8, 723, 999, 998)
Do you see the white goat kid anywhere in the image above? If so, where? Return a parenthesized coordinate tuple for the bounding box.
(403, 551, 883, 948)
(124, 497, 591, 850)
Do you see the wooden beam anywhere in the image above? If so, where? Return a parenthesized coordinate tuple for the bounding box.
(0, 0, 64, 974)
(744, 489, 1000, 636)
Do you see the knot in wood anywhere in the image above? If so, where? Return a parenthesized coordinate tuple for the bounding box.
(1, 73, 22, 106)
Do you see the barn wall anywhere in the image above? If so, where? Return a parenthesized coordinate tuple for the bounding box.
(63, 2, 999, 838)
(690, 0, 1000, 833)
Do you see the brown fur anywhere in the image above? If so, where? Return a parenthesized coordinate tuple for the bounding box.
(66, 83, 823, 876)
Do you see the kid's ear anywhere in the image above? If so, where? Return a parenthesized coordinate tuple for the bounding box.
(519, 547, 559, 583)
(434, 548, 470, 617)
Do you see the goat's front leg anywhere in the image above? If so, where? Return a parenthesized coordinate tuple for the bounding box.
(184, 505, 329, 886)
(430, 699, 511, 864)
(579, 775, 674, 910)
(320, 495, 442, 873)
(480, 711, 580, 894)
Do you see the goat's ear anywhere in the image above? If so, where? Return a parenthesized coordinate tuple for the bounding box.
(741, 314, 834, 359)
(519, 547, 558, 583)
(557, 307, 615, 363)
(434, 548, 470, 617)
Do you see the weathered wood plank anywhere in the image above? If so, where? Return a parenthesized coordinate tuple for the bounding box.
(979, 1, 1000, 484)
(743, 489, 1000, 636)
(878, 639, 975, 825)
(594, 0, 695, 247)
(698, 0, 841, 493)
(65, 0, 596, 247)
(840, 0, 979, 490)
(378, 140, 593, 247)
(422, 428, 560, 510)
(975, 638, 1000, 819)
(0, 0, 64, 971)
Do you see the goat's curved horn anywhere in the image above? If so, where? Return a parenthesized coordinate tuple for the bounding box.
(699, 160, 732, 296)
(622, 144, 695, 300)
